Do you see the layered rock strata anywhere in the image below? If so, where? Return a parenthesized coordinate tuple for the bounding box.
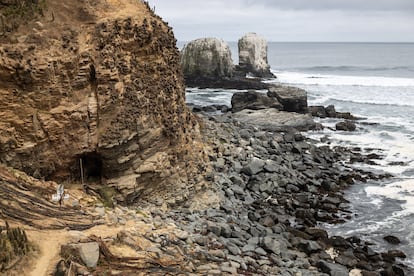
(0, 0, 207, 203)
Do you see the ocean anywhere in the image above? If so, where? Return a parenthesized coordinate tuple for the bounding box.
(183, 42, 414, 268)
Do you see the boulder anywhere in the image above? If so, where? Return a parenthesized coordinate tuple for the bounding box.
(238, 33, 275, 78)
(317, 260, 349, 276)
(383, 235, 401, 245)
(309, 106, 327, 118)
(325, 105, 337, 118)
(309, 105, 358, 120)
(232, 109, 317, 132)
(61, 242, 100, 268)
(180, 38, 234, 80)
(231, 91, 282, 112)
(336, 121, 357, 131)
(267, 84, 308, 113)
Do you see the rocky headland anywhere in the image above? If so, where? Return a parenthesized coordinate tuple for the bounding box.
(0, 0, 409, 275)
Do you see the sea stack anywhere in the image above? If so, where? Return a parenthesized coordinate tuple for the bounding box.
(180, 38, 234, 82)
(238, 32, 275, 78)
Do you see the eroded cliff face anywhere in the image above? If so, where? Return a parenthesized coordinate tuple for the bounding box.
(0, 0, 207, 204)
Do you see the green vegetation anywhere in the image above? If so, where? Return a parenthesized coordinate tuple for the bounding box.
(98, 186, 117, 208)
(0, 222, 32, 271)
(0, 0, 47, 34)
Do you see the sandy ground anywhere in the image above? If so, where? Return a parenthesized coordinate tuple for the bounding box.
(27, 230, 70, 276)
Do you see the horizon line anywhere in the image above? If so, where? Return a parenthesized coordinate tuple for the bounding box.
(177, 40, 414, 44)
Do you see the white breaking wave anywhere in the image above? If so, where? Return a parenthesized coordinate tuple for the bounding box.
(365, 179, 414, 217)
(272, 70, 414, 87)
(269, 70, 414, 108)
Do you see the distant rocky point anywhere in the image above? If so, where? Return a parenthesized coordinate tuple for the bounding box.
(180, 33, 275, 89)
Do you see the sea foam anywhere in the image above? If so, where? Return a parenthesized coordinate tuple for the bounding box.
(272, 71, 414, 87)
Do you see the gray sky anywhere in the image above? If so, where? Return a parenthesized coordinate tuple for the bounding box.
(148, 0, 414, 42)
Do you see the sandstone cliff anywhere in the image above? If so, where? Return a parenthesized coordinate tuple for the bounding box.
(0, 0, 207, 204)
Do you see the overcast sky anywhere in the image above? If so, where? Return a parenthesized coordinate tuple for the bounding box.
(148, 0, 414, 42)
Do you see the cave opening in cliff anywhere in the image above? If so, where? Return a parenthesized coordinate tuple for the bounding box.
(77, 152, 103, 183)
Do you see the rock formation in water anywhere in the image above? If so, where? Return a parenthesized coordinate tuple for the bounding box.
(237, 32, 274, 78)
(231, 90, 282, 113)
(267, 84, 308, 113)
(180, 38, 234, 81)
(0, 0, 207, 204)
(180, 33, 275, 88)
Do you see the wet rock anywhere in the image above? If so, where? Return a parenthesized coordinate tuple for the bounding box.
(231, 90, 282, 113)
(310, 104, 358, 120)
(309, 106, 327, 118)
(381, 250, 406, 262)
(325, 105, 337, 118)
(336, 121, 357, 131)
(383, 235, 401, 245)
(267, 84, 308, 113)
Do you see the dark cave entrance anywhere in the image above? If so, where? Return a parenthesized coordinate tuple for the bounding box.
(77, 152, 103, 183)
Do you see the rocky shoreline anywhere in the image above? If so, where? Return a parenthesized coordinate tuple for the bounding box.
(167, 110, 407, 275)
(0, 0, 409, 274)
(25, 101, 408, 276)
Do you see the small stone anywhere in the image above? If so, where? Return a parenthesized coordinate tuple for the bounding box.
(94, 207, 106, 217)
(197, 264, 214, 271)
(227, 243, 242, 255)
(174, 229, 189, 240)
(219, 224, 232, 236)
(262, 237, 284, 255)
(231, 185, 245, 195)
(67, 231, 87, 243)
(254, 247, 267, 256)
(260, 216, 275, 227)
(221, 262, 238, 274)
(242, 157, 265, 176)
(209, 249, 226, 259)
(207, 221, 222, 236)
(242, 244, 256, 252)
(317, 260, 348, 276)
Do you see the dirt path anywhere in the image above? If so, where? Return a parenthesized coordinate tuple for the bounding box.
(27, 230, 69, 276)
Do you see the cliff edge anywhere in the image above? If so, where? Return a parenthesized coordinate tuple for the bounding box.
(0, 0, 207, 204)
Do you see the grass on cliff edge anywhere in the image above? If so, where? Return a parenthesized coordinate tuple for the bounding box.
(1, 0, 47, 34)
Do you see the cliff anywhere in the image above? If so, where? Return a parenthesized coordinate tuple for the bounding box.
(0, 0, 207, 204)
